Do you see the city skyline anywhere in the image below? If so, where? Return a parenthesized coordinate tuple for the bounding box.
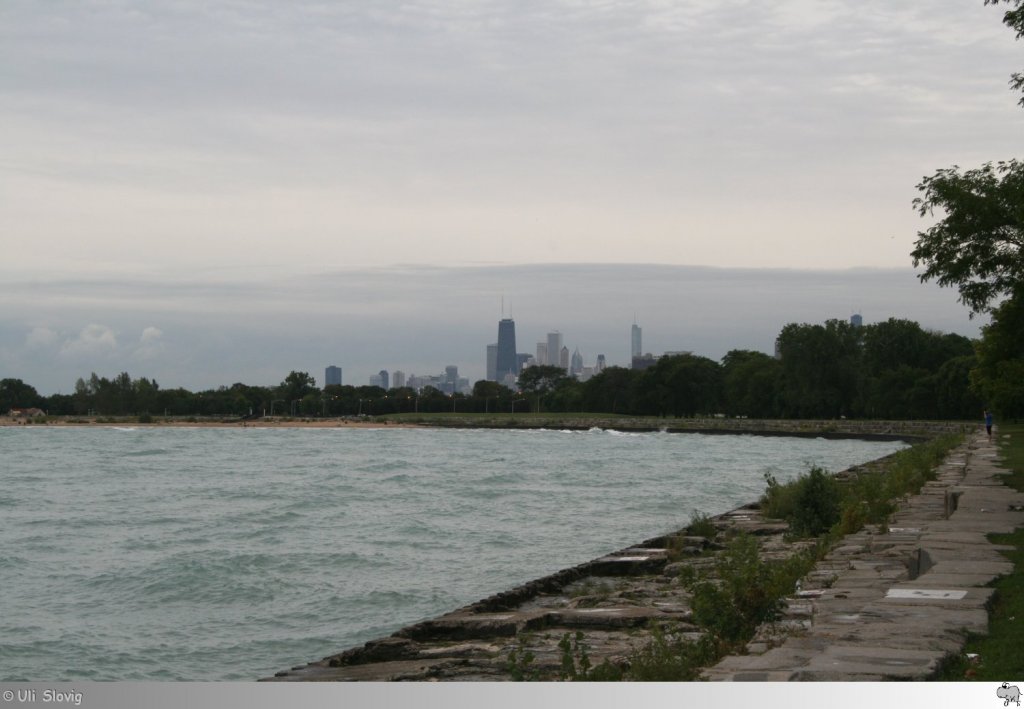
(1, 263, 987, 396)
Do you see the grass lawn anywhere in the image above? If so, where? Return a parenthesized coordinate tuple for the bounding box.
(939, 423, 1024, 680)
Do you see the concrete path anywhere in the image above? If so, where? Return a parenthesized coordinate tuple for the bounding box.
(704, 429, 1024, 681)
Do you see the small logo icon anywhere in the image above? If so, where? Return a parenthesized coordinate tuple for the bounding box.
(998, 683, 1021, 707)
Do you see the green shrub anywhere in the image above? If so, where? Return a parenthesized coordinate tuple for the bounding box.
(838, 469, 894, 534)
(506, 635, 539, 681)
(626, 625, 718, 681)
(686, 533, 816, 644)
(557, 631, 623, 681)
(761, 466, 842, 537)
(790, 466, 842, 537)
(687, 511, 717, 538)
(760, 472, 799, 520)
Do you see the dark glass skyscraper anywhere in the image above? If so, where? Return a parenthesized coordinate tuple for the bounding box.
(496, 318, 518, 381)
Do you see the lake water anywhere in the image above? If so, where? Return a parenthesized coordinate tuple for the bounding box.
(0, 426, 906, 680)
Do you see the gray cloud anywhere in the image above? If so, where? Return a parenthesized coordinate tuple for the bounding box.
(1, 0, 1021, 278)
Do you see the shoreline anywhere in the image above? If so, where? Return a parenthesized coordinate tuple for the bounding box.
(1, 415, 974, 441)
(263, 421, 996, 682)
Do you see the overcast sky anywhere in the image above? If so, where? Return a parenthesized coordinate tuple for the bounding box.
(1, 1, 1020, 394)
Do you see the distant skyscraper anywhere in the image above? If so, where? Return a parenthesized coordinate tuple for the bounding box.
(486, 343, 498, 381)
(325, 365, 342, 387)
(570, 347, 583, 376)
(632, 353, 657, 371)
(547, 331, 563, 369)
(496, 319, 518, 381)
(631, 323, 642, 359)
(851, 313, 863, 328)
(559, 345, 570, 372)
(379, 370, 389, 390)
(392, 370, 406, 389)
(536, 342, 548, 366)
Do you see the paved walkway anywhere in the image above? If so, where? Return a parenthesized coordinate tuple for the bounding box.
(704, 429, 1024, 680)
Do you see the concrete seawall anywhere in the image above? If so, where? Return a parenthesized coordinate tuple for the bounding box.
(264, 421, 1012, 682)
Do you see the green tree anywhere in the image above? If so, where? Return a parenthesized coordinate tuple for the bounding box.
(579, 367, 639, 415)
(912, 160, 1024, 315)
(776, 320, 863, 418)
(472, 380, 508, 399)
(517, 365, 569, 412)
(910, 2, 1024, 418)
(986, 0, 1024, 106)
(0, 378, 42, 412)
(643, 354, 722, 417)
(134, 377, 160, 414)
(415, 385, 449, 413)
(721, 350, 780, 418)
(279, 371, 317, 408)
(858, 320, 975, 419)
(932, 355, 984, 420)
(972, 289, 1024, 417)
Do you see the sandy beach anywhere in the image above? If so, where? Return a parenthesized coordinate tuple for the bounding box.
(0, 416, 421, 429)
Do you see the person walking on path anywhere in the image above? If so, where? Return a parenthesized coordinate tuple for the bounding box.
(985, 409, 994, 440)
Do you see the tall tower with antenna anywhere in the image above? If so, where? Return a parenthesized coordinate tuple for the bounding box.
(496, 295, 518, 382)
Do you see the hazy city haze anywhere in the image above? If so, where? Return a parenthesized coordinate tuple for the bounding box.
(0, 264, 986, 395)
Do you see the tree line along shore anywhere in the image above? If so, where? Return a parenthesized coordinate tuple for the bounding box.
(0, 315, 1002, 424)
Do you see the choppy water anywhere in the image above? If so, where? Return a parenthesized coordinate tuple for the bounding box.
(0, 426, 906, 680)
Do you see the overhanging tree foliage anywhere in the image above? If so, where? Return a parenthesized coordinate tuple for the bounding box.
(986, 0, 1024, 106)
(912, 160, 1024, 315)
(909, 1, 1024, 417)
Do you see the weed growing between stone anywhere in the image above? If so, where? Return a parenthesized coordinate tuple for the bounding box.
(626, 625, 718, 681)
(686, 533, 819, 644)
(686, 511, 716, 539)
(557, 631, 623, 681)
(762, 467, 841, 537)
(506, 634, 539, 681)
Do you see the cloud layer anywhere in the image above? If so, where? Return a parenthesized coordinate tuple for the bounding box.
(1, 0, 1021, 280)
